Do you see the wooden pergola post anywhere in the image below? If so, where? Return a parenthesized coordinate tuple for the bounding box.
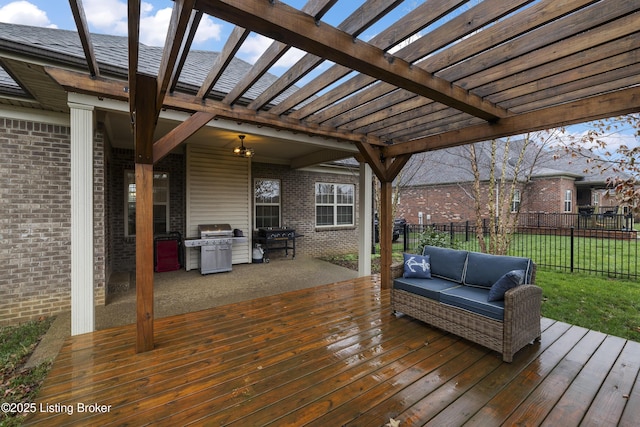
(356, 142, 411, 289)
(378, 180, 393, 289)
(134, 73, 157, 353)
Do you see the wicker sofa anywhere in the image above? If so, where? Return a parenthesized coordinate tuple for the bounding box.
(391, 245, 542, 362)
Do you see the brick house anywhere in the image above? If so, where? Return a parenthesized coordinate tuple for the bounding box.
(395, 140, 617, 225)
(0, 23, 370, 327)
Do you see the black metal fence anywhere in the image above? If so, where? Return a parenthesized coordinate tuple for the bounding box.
(393, 217, 639, 280)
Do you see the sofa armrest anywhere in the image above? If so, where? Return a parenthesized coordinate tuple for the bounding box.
(502, 284, 542, 360)
(504, 284, 542, 321)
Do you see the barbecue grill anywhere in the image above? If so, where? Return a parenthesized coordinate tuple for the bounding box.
(184, 224, 234, 274)
(254, 227, 297, 262)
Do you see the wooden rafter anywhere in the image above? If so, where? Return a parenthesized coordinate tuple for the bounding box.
(270, 0, 468, 118)
(385, 86, 640, 157)
(291, 0, 521, 123)
(197, 0, 507, 121)
(222, 0, 338, 106)
(246, 0, 404, 111)
(196, 26, 249, 100)
(157, 0, 197, 117)
(170, 10, 203, 94)
(68, 0, 99, 78)
(45, 67, 386, 146)
(127, 0, 140, 119)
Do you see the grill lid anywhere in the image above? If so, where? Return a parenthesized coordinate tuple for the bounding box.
(199, 224, 233, 238)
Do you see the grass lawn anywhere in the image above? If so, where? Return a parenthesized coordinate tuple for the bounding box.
(537, 269, 640, 342)
(0, 317, 54, 427)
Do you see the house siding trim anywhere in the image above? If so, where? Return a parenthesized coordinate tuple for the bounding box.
(69, 102, 95, 335)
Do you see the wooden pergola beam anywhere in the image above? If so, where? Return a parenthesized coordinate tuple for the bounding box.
(68, 0, 100, 77)
(153, 111, 217, 163)
(45, 67, 387, 146)
(197, 0, 508, 121)
(385, 86, 640, 157)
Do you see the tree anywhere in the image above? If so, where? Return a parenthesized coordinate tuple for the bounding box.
(467, 131, 557, 255)
(555, 114, 640, 215)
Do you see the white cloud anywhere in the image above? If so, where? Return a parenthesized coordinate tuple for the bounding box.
(82, 0, 221, 47)
(0, 1, 57, 28)
(274, 48, 305, 68)
(239, 33, 273, 64)
(83, 0, 128, 32)
(239, 33, 305, 68)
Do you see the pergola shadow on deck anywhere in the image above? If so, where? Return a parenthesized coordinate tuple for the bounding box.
(26, 276, 639, 426)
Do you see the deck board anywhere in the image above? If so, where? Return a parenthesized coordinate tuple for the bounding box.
(25, 275, 639, 426)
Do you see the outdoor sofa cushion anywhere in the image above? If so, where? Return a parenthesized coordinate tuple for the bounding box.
(422, 245, 468, 283)
(393, 276, 459, 301)
(464, 252, 532, 289)
(488, 269, 525, 301)
(440, 286, 505, 321)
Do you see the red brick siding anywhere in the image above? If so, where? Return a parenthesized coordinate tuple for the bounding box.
(396, 177, 576, 224)
(251, 163, 359, 257)
(0, 117, 106, 326)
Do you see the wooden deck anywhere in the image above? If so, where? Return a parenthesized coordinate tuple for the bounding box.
(26, 275, 639, 426)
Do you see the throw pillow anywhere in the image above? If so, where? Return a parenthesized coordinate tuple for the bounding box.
(487, 269, 525, 301)
(403, 253, 431, 279)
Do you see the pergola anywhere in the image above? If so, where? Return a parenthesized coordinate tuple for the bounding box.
(56, 0, 640, 352)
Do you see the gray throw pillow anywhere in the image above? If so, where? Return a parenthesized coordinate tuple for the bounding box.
(487, 269, 525, 301)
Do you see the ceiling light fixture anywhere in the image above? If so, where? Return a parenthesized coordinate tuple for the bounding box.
(233, 134, 254, 158)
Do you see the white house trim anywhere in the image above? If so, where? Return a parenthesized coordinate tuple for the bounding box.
(69, 101, 95, 335)
(358, 162, 373, 276)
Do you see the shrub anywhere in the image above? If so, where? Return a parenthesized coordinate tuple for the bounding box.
(415, 226, 462, 254)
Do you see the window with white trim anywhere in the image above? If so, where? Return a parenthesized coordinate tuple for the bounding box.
(315, 183, 354, 227)
(511, 189, 521, 213)
(254, 178, 281, 229)
(125, 171, 170, 236)
(564, 189, 573, 212)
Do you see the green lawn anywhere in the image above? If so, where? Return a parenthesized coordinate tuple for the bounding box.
(536, 269, 640, 342)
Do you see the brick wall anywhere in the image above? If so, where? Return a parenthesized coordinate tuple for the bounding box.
(527, 177, 577, 213)
(0, 117, 106, 326)
(252, 163, 359, 257)
(396, 177, 576, 225)
(107, 148, 185, 274)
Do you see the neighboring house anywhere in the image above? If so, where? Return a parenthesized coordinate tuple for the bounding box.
(395, 140, 624, 225)
(0, 23, 367, 326)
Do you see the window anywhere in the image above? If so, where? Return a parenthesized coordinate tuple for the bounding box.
(315, 183, 354, 227)
(511, 189, 521, 213)
(564, 189, 572, 212)
(254, 178, 280, 228)
(125, 171, 170, 236)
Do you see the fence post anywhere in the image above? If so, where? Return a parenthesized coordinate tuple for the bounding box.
(570, 226, 575, 273)
(465, 220, 469, 242)
(450, 222, 454, 243)
(403, 223, 409, 252)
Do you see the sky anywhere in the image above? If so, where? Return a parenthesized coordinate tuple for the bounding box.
(0, 0, 637, 152)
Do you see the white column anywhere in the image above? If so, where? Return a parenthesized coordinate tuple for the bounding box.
(69, 102, 95, 335)
(358, 162, 373, 276)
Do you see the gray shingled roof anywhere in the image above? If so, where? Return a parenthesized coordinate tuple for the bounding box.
(0, 22, 297, 105)
(401, 140, 612, 187)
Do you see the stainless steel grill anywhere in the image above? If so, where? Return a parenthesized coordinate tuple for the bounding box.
(184, 224, 234, 274)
